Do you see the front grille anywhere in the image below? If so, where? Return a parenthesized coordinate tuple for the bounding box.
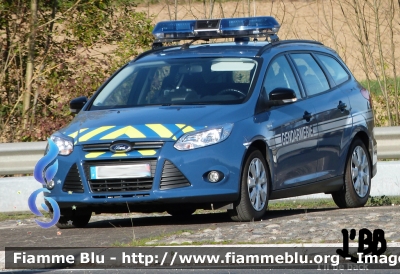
(83, 142, 164, 152)
(83, 159, 157, 193)
(160, 160, 191, 190)
(63, 164, 84, 193)
(92, 193, 150, 199)
(89, 178, 153, 192)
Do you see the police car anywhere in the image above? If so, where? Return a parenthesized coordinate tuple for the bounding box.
(46, 16, 377, 228)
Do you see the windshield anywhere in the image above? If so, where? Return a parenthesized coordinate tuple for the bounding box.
(90, 58, 258, 110)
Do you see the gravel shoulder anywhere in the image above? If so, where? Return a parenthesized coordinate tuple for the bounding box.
(1, 206, 400, 270)
(1, 206, 399, 248)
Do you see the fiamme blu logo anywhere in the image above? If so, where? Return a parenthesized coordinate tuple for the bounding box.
(28, 139, 61, 228)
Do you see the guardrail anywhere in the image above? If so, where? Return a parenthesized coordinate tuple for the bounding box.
(374, 126, 400, 159)
(0, 126, 399, 175)
(0, 141, 47, 175)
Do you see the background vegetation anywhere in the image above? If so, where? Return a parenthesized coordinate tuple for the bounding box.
(1, 0, 399, 143)
(0, 0, 153, 142)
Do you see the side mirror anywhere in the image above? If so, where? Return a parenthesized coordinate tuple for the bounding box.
(267, 88, 297, 106)
(70, 96, 88, 114)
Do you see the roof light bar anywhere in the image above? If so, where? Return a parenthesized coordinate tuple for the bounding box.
(152, 16, 280, 43)
(152, 20, 197, 40)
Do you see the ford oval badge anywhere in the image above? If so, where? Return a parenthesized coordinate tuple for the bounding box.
(110, 142, 132, 153)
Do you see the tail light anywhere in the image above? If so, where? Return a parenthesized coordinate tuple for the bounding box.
(360, 88, 373, 109)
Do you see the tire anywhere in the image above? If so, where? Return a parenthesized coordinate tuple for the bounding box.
(332, 138, 371, 208)
(167, 208, 196, 218)
(229, 148, 270, 221)
(54, 209, 92, 229)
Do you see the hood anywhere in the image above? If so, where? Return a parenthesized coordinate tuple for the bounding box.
(61, 104, 251, 144)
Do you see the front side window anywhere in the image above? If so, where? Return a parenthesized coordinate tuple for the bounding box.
(291, 53, 330, 96)
(263, 55, 301, 98)
(90, 58, 258, 110)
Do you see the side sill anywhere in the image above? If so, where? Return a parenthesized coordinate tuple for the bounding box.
(269, 176, 343, 200)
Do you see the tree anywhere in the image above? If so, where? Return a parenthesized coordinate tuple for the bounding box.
(0, 0, 153, 142)
(23, 0, 38, 129)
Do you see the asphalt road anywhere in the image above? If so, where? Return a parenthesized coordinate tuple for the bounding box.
(2, 206, 400, 273)
(1, 206, 400, 248)
(1, 211, 236, 248)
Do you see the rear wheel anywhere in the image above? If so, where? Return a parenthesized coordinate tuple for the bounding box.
(229, 149, 269, 221)
(332, 138, 371, 208)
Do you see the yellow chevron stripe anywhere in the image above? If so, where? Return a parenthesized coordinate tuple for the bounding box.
(172, 124, 195, 139)
(182, 126, 195, 133)
(138, 150, 157, 156)
(68, 131, 78, 139)
(101, 126, 146, 140)
(79, 126, 115, 142)
(111, 153, 127, 157)
(146, 124, 173, 138)
(85, 152, 106, 159)
(69, 128, 88, 139)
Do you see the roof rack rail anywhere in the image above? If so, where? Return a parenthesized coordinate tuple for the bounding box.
(133, 45, 180, 62)
(256, 39, 324, 57)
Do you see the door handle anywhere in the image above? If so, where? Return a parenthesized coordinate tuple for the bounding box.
(303, 111, 312, 122)
(337, 101, 347, 111)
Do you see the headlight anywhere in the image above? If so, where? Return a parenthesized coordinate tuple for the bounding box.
(50, 134, 74, 155)
(174, 123, 233, 150)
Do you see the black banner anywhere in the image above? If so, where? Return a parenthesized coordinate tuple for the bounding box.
(5, 246, 400, 269)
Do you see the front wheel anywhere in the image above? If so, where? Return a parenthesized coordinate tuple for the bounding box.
(167, 208, 196, 218)
(55, 209, 92, 229)
(229, 149, 270, 221)
(332, 138, 371, 208)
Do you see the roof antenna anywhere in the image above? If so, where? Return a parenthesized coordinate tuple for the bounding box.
(181, 38, 201, 50)
(234, 37, 250, 43)
(267, 34, 279, 43)
(152, 42, 163, 50)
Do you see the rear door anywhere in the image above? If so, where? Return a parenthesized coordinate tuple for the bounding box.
(290, 53, 352, 180)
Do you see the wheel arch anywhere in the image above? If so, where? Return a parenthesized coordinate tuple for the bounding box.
(242, 137, 274, 189)
(354, 130, 370, 153)
(348, 127, 373, 176)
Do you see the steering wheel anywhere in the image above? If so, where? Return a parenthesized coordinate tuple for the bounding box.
(217, 88, 246, 97)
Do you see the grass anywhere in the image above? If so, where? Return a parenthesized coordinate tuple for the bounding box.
(0, 211, 52, 222)
(366, 195, 400, 206)
(0, 211, 37, 222)
(360, 77, 400, 96)
(119, 234, 311, 246)
(268, 196, 400, 210)
(114, 229, 199, 247)
(268, 198, 337, 210)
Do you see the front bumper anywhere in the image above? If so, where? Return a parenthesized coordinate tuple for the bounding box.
(44, 140, 244, 211)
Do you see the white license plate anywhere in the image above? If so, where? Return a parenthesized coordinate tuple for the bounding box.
(90, 164, 151, 179)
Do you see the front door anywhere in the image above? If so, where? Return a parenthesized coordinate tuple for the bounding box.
(260, 55, 320, 190)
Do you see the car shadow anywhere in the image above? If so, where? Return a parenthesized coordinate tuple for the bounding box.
(264, 207, 338, 219)
(85, 207, 340, 228)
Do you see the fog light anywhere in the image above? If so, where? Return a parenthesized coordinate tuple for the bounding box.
(208, 171, 222, 183)
(47, 180, 55, 190)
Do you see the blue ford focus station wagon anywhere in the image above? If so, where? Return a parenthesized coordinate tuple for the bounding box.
(45, 16, 377, 228)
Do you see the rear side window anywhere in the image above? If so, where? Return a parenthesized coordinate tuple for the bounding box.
(263, 55, 301, 98)
(317, 54, 349, 86)
(291, 53, 330, 96)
